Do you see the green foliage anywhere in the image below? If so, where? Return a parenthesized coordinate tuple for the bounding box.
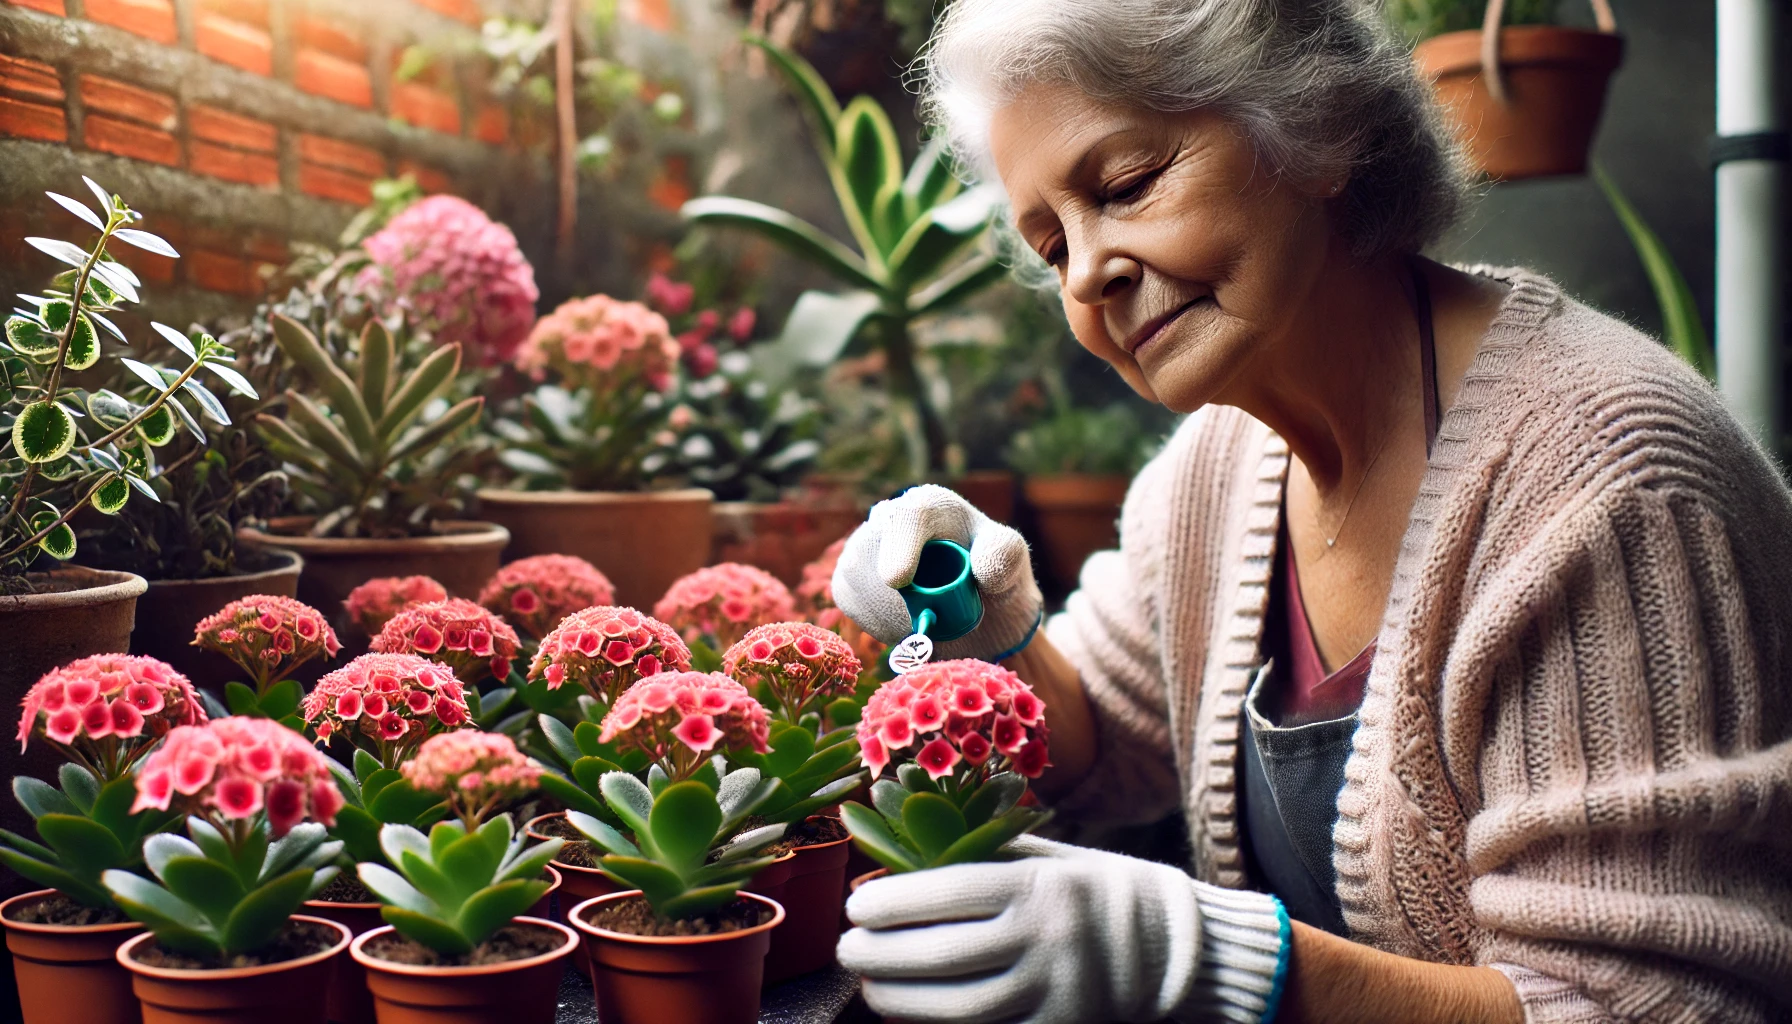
(567, 766, 784, 920)
(728, 719, 864, 825)
(1385, 0, 1558, 44)
(491, 383, 674, 492)
(840, 769, 1049, 874)
(223, 678, 308, 726)
(256, 316, 484, 538)
(324, 748, 448, 866)
(103, 819, 342, 956)
(1005, 403, 1156, 477)
(357, 815, 561, 954)
(668, 354, 822, 502)
(534, 713, 652, 825)
(1593, 165, 1715, 379)
(0, 765, 176, 908)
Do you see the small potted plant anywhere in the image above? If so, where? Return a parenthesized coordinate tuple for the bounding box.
(841, 660, 1052, 885)
(342, 575, 449, 641)
(191, 593, 342, 721)
(346, 731, 573, 1024)
(479, 293, 713, 608)
(103, 717, 351, 1022)
(1, 654, 205, 1024)
(1006, 402, 1153, 592)
(653, 563, 797, 659)
(476, 553, 615, 643)
(369, 597, 522, 688)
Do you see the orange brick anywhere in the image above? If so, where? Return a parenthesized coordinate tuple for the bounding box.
(84, 0, 177, 44)
(79, 75, 175, 128)
(190, 139, 279, 186)
(294, 48, 372, 108)
(196, 14, 273, 75)
(298, 162, 373, 205)
(472, 102, 507, 145)
(9, 0, 66, 14)
(395, 159, 452, 194)
(297, 133, 383, 176)
(113, 241, 175, 285)
(187, 104, 275, 151)
(629, 0, 673, 32)
(389, 81, 459, 134)
(244, 232, 286, 264)
(84, 115, 179, 165)
(0, 95, 67, 142)
(197, 0, 267, 24)
(294, 16, 366, 63)
(186, 249, 254, 294)
(0, 55, 64, 104)
(410, 0, 480, 25)
(646, 155, 692, 212)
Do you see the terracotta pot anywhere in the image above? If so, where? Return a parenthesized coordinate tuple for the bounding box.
(531, 864, 563, 922)
(129, 550, 304, 693)
(1022, 475, 1130, 591)
(237, 519, 508, 654)
(848, 868, 889, 894)
(475, 489, 713, 608)
(117, 914, 350, 1024)
(571, 891, 785, 1024)
(2, 890, 143, 1024)
(757, 837, 851, 985)
(710, 501, 863, 587)
(1415, 25, 1624, 181)
(301, 899, 383, 1024)
(349, 918, 577, 1024)
(523, 813, 624, 938)
(741, 850, 797, 904)
(0, 567, 146, 899)
(951, 470, 1016, 525)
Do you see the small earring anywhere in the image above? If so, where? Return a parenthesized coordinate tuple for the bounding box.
(1327, 181, 1345, 196)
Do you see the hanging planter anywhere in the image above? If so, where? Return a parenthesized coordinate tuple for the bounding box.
(1414, 0, 1624, 180)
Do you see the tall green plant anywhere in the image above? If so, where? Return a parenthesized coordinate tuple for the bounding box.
(1385, 0, 1557, 44)
(1592, 165, 1715, 379)
(682, 37, 1007, 477)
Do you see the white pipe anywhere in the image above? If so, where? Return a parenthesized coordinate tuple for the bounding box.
(1715, 0, 1784, 450)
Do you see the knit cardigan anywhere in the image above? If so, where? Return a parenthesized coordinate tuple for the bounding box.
(1045, 268, 1792, 1023)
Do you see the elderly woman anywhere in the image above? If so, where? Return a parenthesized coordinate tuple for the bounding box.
(828, 1, 1792, 1022)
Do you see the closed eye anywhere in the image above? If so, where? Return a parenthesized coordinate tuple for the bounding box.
(1102, 163, 1166, 206)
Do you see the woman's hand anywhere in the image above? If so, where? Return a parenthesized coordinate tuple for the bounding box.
(832, 484, 1044, 662)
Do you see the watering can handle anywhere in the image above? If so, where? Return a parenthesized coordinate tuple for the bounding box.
(1480, 0, 1617, 104)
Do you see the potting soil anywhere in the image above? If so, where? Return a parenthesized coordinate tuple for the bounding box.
(537, 815, 600, 867)
(312, 872, 377, 903)
(130, 919, 339, 969)
(586, 896, 773, 937)
(4, 892, 129, 926)
(364, 922, 564, 965)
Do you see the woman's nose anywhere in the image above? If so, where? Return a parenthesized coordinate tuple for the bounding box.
(1066, 246, 1142, 306)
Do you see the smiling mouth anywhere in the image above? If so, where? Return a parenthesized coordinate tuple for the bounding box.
(1123, 297, 1206, 355)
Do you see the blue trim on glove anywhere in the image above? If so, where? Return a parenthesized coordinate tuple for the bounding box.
(1260, 897, 1293, 1024)
(989, 608, 1045, 663)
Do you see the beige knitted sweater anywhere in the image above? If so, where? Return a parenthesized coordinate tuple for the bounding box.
(1046, 269, 1792, 1023)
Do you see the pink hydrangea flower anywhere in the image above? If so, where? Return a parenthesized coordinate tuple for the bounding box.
(599, 671, 770, 781)
(513, 293, 680, 394)
(371, 598, 521, 685)
(344, 576, 450, 636)
(855, 660, 1050, 782)
(722, 622, 862, 723)
(194, 595, 340, 690)
(401, 731, 543, 830)
(17, 655, 206, 778)
(356, 195, 539, 366)
(796, 539, 885, 662)
(303, 653, 469, 768)
(477, 555, 616, 641)
(528, 605, 692, 705)
(132, 718, 342, 837)
(654, 563, 797, 649)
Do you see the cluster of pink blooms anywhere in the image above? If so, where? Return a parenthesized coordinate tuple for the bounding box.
(598, 672, 771, 781)
(528, 605, 692, 705)
(400, 731, 542, 829)
(722, 622, 861, 722)
(856, 660, 1049, 782)
(356, 195, 539, 366)
(303, 653, 469, 765)
(477, 554, 616, 640)
(653, 563, 797, 648)
(132, 718, 343, 837)
(16, 656, 205, 773)
(513, 293, 680, 394)
(371, 598, 520, 685)
(795, 538, 885, 662)
(344, 575, 449, 636)
(644, 274, 761, 380)
(193, 595, 341, 687)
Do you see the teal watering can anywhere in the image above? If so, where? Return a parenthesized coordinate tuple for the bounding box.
(889, 539, 983, 673)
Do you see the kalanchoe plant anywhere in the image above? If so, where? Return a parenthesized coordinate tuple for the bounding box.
(477, 554, 615, 642)
(371, 598, 521, 686)
(399, 731, 543, 832)
(796, 537, 887, 674)
(321, 748, 448, 869)
(304, 652, 471, 767)
(721, 623, 865, 824)
(2, 178, 257, 590)
(344, 575, 448, 637)
(193, 594, 341, 724)
(104, 718, 346, 956)
(528, 605, 693, 706)
(840, 660, 1052, 873)
(256, 315, 484, 539)
(598, 671, 771, 783)
(653, 563, 797, 652)
(357, 814, 561, 955)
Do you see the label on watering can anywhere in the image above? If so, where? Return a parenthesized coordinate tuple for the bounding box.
(888, 632, 934, 675)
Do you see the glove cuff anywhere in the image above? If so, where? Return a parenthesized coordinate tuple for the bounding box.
(934, 577, 1043, 662)
(1182, 885, 1291, 1024)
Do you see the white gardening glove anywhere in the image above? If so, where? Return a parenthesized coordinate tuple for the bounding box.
(831, 484, 1043, 662)
(838, 836, 1290, 1024)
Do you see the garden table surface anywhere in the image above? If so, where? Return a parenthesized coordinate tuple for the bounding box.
(553, 961, 863, 1023)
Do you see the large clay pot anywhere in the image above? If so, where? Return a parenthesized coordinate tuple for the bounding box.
(130, 550, 304, 692)
(1022, 474, 1130, 592)
(349, 918, 577, 1024)
(476, 489, 712, 608)
(2, 890, 143, 1024)
(237, 519, 508, 653)
(1415, 12, 1623, 181)
(951, 470, 1017, 525)
(571, 891, 784, 1024)
(116, 915, 350, 1024)
(756, 837, 851, 985)
(710, 501, 862, 587)
(301, 899, 382, 1024)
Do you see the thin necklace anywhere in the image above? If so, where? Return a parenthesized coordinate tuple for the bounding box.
(1314, 430, 1391, 556)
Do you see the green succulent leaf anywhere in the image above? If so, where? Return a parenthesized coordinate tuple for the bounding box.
(35, 814, 126, 876)
(62, 313, 99, 371)
(32, 513, 75, 560)
(681, 198, 880, 292)
(648, 782, 721, 872)
(597, 855, 687, 907)
(900, 792, 967, 863)
(839, 802, 921, 873)
(14, 777, 78, 819)
(92, 475, 130, 514)
(932, 807, 1051, 868)
(358, 320, 393, 418)
(160, 856, 246, 923)
(383, 906, 472, 954)
(57, 764, 99, 813)
(455, 879, 542, 946)
(13, 401, 75, 463)
(5, 313, 59, 357)
(137, 404, 177, 446)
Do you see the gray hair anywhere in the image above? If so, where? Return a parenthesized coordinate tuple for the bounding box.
(916, 0, 1473, 262)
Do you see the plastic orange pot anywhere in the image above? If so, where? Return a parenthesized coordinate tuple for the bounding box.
(757, 838, 851, 985)
(2, 890, 143, 1024)
(349, 918, 577, 1024)
(524, 813, 626, 921)
(116, 914, 349, 1024)
(849, 868, 888, 894)
(571, 891, 784, 1024)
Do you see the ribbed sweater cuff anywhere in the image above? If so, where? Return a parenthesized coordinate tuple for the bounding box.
(1179, 886, 1291, 1024)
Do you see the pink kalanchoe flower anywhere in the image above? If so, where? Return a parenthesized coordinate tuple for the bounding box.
(401, 731, 543, 830)
(17, 655, 205, 779)
(371, 598, 520, 685)
(304, 653, 469, 769)
(343, 576, 450, 637)
(513, 293, 681, 395)
(721, 621, 861, 723)
(194, 594, 340, 690)
(355, 195, 539, 366)
(854, 660, 1050, 783)
(527, 605, 692, 705)
(644, 273, 695, 317)
(477, 554, 616, 641)
(132, 717, 341, 837)
(795, 538, 885, 663)
(654, 563, 797, 649)
(599, 671, 770, 781)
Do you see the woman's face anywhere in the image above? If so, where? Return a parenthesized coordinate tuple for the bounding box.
(990, 84, 1334, 412)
